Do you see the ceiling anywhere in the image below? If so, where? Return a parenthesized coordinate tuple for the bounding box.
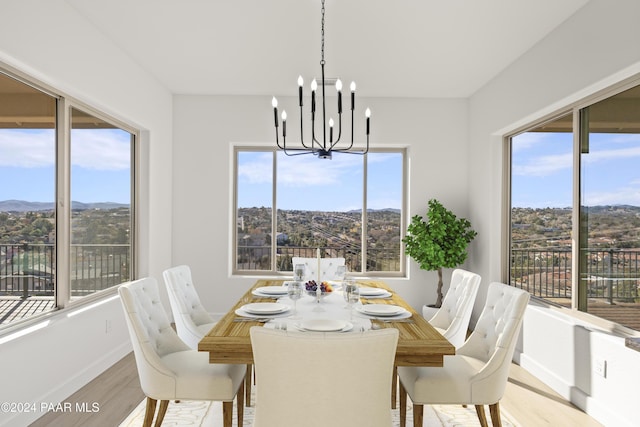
(65, 0, 587, 99)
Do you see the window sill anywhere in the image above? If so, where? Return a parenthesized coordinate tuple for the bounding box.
(626, 337, 640, 352)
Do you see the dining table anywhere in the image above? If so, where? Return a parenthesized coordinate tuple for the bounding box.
(198, 279, 455, 406)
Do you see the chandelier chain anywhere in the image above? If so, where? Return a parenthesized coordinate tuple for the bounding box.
(320, 0, 325, 66)
(272, 0, 370, 159)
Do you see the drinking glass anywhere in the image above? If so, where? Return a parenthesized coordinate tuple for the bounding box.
(293, 264, 306, 282)
(287, 281, 303, 319)
(335, 265, 347, 282)
(344, 281, 359, 320)
(343, 278, 356, 308)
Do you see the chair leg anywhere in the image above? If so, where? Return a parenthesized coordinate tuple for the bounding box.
(413, 402, 423, 427)
(153, 400, 169, 427)
(391, 365, 398, 409)
(489, 402, 502, 427)
(475, 405, 489, 427)
(237, 379, 245, 427)
(245, 364, 253, 406)
(399, 380, 407, 427)
(142, 397, 157, 427)
(223, 401, 233, 427)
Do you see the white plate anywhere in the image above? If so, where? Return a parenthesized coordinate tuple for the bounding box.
(234, 307, 291, 319)
(355, 310, 412, 321)
(358, 287, 388, 296)
(241, 302, 289, 314)
(362, 290, 392, 299)
(254, 286, 288, 295)
(357, 304, 405, 316)
(298, 319, 351, 332)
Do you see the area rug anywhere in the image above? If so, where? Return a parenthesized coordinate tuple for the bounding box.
(120, 388, 520, 427)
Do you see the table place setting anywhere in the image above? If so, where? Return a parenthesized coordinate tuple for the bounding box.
(357, 286, 392, 299)
(201, 278, 454, 368)
(354, 303, 413, 321)
(234, 302, 292, 320)
(251, 285, 289, 298)
(261, 291, 372, 333)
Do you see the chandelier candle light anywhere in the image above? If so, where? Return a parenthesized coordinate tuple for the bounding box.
(271, 0, 371, 159)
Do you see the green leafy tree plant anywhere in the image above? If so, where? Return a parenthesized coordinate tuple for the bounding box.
(403, 199, 477, 307)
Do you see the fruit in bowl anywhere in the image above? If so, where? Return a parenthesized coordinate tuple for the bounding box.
(305, 280, 333, 297)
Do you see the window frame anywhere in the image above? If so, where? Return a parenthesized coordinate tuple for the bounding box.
(504, 74, 640, 334)
(232, 145, 407, 278)
(0, 63, 139, 331)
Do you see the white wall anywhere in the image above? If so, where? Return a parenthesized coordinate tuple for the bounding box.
(4, 0, 640, 426)
(468, 1, 640, 425)
(171, 95, 469, 314)
(0, 1, 173, 425)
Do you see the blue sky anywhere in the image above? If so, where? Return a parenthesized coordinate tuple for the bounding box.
(5, 126, 639, 210)
(0, 128, 131, 204)
(512, 131, 640, 208)
(237, 151, 403, 211)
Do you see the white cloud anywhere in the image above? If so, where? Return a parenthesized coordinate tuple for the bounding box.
(279, 152, 361, 187)
(582, 145, 640, 165)
(0, 129, 131, 170)
(583, 186, 640, 206)
(71, 129, 131, 170)
(511, 132, 552, 153)
(238, 152, 272, 184)
(514, 145, 640, 177)
(0, 129, 55, 167)
(513, 151, 572, 177)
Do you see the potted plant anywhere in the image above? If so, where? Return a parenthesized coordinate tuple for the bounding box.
(403, 199, 477, 308)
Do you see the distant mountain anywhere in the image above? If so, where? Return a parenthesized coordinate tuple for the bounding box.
(347, 208, 401, 214)
(0, 200, 129, 212)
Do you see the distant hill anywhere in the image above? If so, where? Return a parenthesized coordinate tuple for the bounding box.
(347, 208, 401, 214)
(0, 200, 129, 212)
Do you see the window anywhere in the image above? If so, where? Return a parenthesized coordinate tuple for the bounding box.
(0, 69, 136, 329)
(235, 148, 405, 276)
(509, 82, 640, 332)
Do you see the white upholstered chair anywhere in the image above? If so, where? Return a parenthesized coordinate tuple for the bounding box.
(424, 268, 481, 348)
(398, 282, 530, 427)
(291, 256, 345, 282)
(250, 327, 398, 427)
(163, 265, 255, 407)
(162, 265, 216, 350)
(118, 277, 246, 427)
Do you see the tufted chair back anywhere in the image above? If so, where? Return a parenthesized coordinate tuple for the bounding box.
(458, 282, 530, 402)
(163, 265, 216, 349)
(118, 277, 190, 398)
(429, 269, 481, 348)
(291, 257, 345, 282)
(250, 327, 398, 427)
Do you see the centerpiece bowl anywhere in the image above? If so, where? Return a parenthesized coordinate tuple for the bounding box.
(304, 280, 334, 299)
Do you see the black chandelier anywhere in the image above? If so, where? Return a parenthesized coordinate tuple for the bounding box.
(271, 0, 370, 160)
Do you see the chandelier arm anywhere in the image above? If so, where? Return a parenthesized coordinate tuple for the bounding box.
(333, 134, 369, 155)
(271, 0, 371, 159)
(283, 148, 319, 156)
(329, 113, 344, 150)
(321, 62, 328, 151)
(298, 104, 311, 148)
(311, 114, 321, 147)
(351, 108, 355, 146)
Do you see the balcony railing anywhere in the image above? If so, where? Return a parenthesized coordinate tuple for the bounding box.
(0, 243, 130, 298)
(511, 247, 640, 303)
(237, 245, 401, 273)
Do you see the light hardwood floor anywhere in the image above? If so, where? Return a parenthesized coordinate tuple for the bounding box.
(30, 352, 603, 427)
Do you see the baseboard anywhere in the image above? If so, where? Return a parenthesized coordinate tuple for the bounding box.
(519, 353, 634, 427)
(1, 341, 131, 427)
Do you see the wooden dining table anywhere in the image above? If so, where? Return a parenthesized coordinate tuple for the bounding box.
(198, 279, 455, 367)
(199, 279, 455, 408)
